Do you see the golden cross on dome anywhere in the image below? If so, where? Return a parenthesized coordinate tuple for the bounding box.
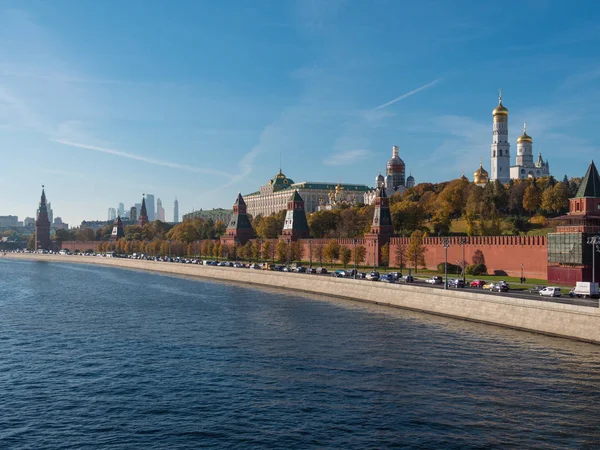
(523, 122, 527, 133)
(498, 88, 502, 103)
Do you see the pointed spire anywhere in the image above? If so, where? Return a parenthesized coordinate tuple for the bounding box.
(234, 192, 246, 206)
(499, 88, 502, 104)
(523, 121, 527, 133)
(575, 160, 600, 198)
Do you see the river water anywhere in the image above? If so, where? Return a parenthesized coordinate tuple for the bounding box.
(1, 259, 600, 449)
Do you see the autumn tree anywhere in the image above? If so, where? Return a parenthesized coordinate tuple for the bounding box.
(380, 243, 390, 268)
(323, 240, 340, 267)
(522, 184, 540, 214)
(276, 240, 289, 264)
(340, 246, 352, 268)
(262, 240, 273, 262)
(314, 242, 325, 266)
(166, 221, 199, 244)
(406, 230, 427, 271)
(394, 241, 406, 270)
(353, 244, 366, 267)
(75, 227, 95, 241)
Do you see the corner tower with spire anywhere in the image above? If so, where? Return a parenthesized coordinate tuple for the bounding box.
(222, 193, 256, 246)
(548, 161, 600, 284)
(138, 195, 149, 227)
(35, 186, 51, 250)
(491, 89, 510, 183)
(365, 185, 394, 267)
(281, 190, 310, 241)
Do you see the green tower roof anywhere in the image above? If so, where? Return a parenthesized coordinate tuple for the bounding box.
(575, 161, 600, 198)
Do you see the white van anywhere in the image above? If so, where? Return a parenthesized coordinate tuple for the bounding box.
(539, 287, 561, 297)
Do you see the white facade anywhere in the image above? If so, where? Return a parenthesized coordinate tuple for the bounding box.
(244, 171, 369, 218)
(509, 123, 550, 179)
(490, 93, 550, 182)
(490, 92, 510, 183)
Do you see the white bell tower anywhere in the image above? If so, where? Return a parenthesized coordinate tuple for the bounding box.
(490, 89, 510, 183)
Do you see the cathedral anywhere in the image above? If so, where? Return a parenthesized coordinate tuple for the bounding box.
(489, 90, 550, 183)
(364, 145, 414, 204)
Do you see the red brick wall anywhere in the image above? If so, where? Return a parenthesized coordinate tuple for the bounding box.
(389, 236, 547, 279)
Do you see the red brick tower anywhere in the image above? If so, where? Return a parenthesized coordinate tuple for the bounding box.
(222, 193, 256, 246)
(35, 186, 51, 251)
(365, 186, 394, 267)
(281, 190, 310, 241)
(110, 216, 125, 242)
(138, 196, 149, 227)
(548, 161, 600, 283)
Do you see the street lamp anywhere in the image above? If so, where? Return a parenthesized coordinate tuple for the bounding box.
(309, 240, 313, 269)
(587, 235, 600, 283)
(373, 238, 378, 272)
(520, 263, 524, 284)
(442, 238, 450, 290)
(459, 238, 466, 283)
(353, 239, 358, 279)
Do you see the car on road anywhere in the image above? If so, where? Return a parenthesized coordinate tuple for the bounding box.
(470, 280, 485, 288)
(333, 269, 346, 278)
(402, 275, 415, 284)
(426, 276, 443, 285)
(307, 268, 317, 274)
(539, 286, 561, 297)
(493, 283, 509, 292)
(380, 274, 395, 283)
(483, 281, 496, 291)
(366, 271, 380, 281)
(388, 272, 402, 280)
(528, 285, 546, 294)
(451, 279, 466, 288)
(316, 267, 328, 274)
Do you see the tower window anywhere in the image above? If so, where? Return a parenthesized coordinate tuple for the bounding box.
(499, 150, 502, 156)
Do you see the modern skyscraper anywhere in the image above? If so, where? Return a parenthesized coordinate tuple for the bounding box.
(130, 206, 137, 222)
(145, 194, 155, 221)
(156, 198, 165, 221)
(174, 198, 179, 223)
(108, 207, 116, 220)
(118, 202, 125, 218)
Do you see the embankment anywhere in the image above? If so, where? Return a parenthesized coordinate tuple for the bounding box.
(5, 253, 600, 344)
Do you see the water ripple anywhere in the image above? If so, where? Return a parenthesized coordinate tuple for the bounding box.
(1, 261, 600, 448)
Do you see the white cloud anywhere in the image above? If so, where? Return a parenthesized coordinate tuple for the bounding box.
(374, 79, 441, 110)
(324, 149, 370, 166)
(52, 139, 233, 177)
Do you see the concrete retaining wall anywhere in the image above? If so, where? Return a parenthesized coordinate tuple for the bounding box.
(6, 254, 600, 344)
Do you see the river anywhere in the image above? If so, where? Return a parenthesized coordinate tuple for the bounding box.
(1, 259, 600, 448)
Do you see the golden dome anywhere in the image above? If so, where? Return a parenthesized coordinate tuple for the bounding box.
(473, 163, 489, 184)
(493, 102, 508, 116)
(335, 182, 344, 192)
(517, 132, 532, 143)
(517, 123, 532, 143)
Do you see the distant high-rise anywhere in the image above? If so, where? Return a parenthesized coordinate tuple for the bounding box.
(118, 202, 125, 218)
(130, 206, 137, 222)
(174, 198, 179, 223)
(46, 201, 53, 225)
(135, 203, 142, 217)
(108, 207, 116, 221)
(146, 194, 155, 221)
(156, 198, 165, 221)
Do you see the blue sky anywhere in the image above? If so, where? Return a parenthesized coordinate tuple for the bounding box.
(1, 0, 599, 225)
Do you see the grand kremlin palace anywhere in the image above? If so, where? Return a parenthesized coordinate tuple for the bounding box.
(243, 171, 371, 217)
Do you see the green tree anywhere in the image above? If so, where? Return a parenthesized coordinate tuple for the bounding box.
(390, 201, 426, 236)
(262, 240, 273, 262)
(308, 210, 339, 238)
(75, 227, 95, 241)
